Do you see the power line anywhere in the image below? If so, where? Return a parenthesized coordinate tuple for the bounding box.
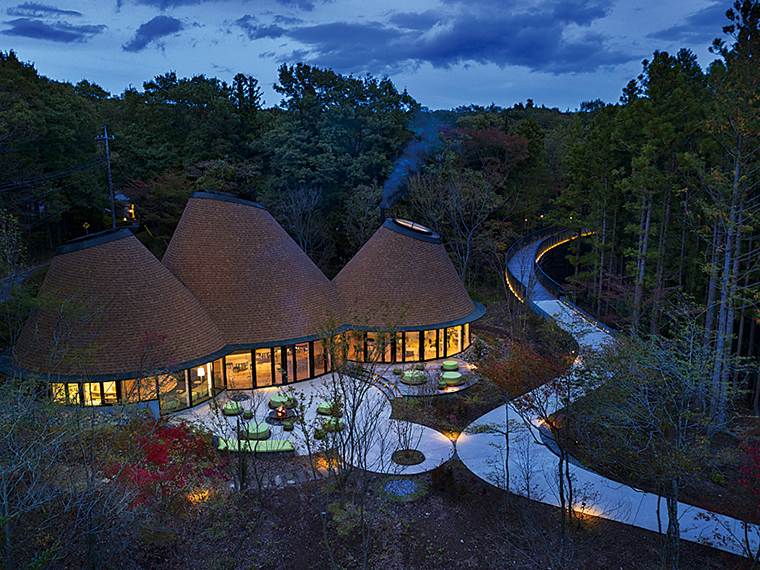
(0, 158, 103, 192)
(4, 170, 105, 206)
(23, 187, 98, 231)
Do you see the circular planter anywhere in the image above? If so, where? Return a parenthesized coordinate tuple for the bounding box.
(391, 448, 425, 466)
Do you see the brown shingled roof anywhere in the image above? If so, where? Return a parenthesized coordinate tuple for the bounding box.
(162, 192, 340, 345)
(333, 219, 477, 329)
(13, 229, 226, 380)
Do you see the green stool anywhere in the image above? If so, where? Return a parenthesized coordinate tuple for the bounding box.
(283, 421, 294, 432)
(442, 360, 459, 371)
(442, 371, 463, 386)
(270, 393, 296, 409)
(243, 422, 271, 440)
(222, 402, 243, 416)
(243, 409, 254, 420)
(317, 401, 333, 415)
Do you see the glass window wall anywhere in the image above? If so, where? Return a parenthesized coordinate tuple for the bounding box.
(463, 323, 471, 350)
(212, 359, 224, 394)
(274, 348, 285, 384)
(424, 330, 437, 360)
(446, 325, 462, 356)
(313, 341, 326, 376)
(158, 372, 187, 413)
(190, 364, 211, 405)
(52, 383, 80, 405)
(82, 382, 102, 406)
(347, 330, 363, 361)
(226, 350, 253, 390)
(295, 343, 309, 381)
(255, 349, 273, 387)
(404, 331, 420, 361)
(286, 346, 295, 384)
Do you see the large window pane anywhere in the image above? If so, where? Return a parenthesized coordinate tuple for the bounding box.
(52, 383, 79, 405)
(274, 347, 285, 384)
(255, 349, 273, 387)
(395, 333, 403, 363)
(438, 329, 446, 358)
(102, 381, 117, 405)
(312, 341, 324, 376)
(286, 346, 295, 383)
(123, 377, 158, 402)
(404, 331, 420, 362)
(190, 363, 211, 405)
(226, 350, 252, 390)
(295, 343, 309, 381)
(424, 330, 437, 360)
(212, 359, 224, 394)
(347, 330, 363, 361)
(158, 372, 187, 413)
(446, 326, 462, 356)
(82, 383, 102, 406)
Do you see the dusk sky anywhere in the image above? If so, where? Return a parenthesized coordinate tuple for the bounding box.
(1, 0, 730, 110)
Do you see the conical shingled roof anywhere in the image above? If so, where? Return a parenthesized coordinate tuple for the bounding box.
(162, 191, 340, 346)
(333, 219, 478, 329)
(13, 228, 225, 380)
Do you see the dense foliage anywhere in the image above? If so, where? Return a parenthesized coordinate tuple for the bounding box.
(1, 2, 759, 402)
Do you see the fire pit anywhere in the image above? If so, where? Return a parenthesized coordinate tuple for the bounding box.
(266, 406, 297, 425)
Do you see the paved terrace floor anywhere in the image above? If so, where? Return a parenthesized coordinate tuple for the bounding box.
(174, 359, 466, 477)
(459, 234, 760, 559)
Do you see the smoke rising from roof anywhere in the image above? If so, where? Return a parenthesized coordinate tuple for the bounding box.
(379, 110, 443, 210)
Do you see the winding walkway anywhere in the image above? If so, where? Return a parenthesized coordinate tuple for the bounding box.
(457, 233, 760, 559)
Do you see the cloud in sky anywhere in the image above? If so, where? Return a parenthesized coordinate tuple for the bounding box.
(2, 2, 105, 43)
(6, 2, 82, 18)
(123, 15, 184, 52)
(648, 1, 727, 44)
(2, 20, 105, 43)
(248, 0, 630, 75)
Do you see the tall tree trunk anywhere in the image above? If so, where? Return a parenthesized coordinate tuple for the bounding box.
(650, 186, 672, 335)
(633, 191, 652, 331)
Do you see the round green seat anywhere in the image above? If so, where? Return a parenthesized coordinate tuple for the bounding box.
(243, 422, 270, 440)
(442, 360, 459, 371)
(222, 402, 243, 416)
(317, 401, 333, 415)
(401, 370, 425, 385)
(269, 393, 296, 409)
(442, 371, 463, 386)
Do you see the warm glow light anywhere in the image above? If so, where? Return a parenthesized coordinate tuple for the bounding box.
(197, 367, 205, 377)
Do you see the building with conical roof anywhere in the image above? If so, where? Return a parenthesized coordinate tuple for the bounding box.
(161, 191, 340, 391)
(9, 228, 227, 413)
(333, 218, 485, 364)
(3, 194, 484, 415)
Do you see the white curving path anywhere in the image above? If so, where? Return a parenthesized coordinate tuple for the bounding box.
(456, 235, 760, 559)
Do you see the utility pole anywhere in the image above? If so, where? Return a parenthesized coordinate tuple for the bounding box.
(96, 126, 116, 229)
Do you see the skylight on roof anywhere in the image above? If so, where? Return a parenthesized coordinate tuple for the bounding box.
(392, 219, 434, 236)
